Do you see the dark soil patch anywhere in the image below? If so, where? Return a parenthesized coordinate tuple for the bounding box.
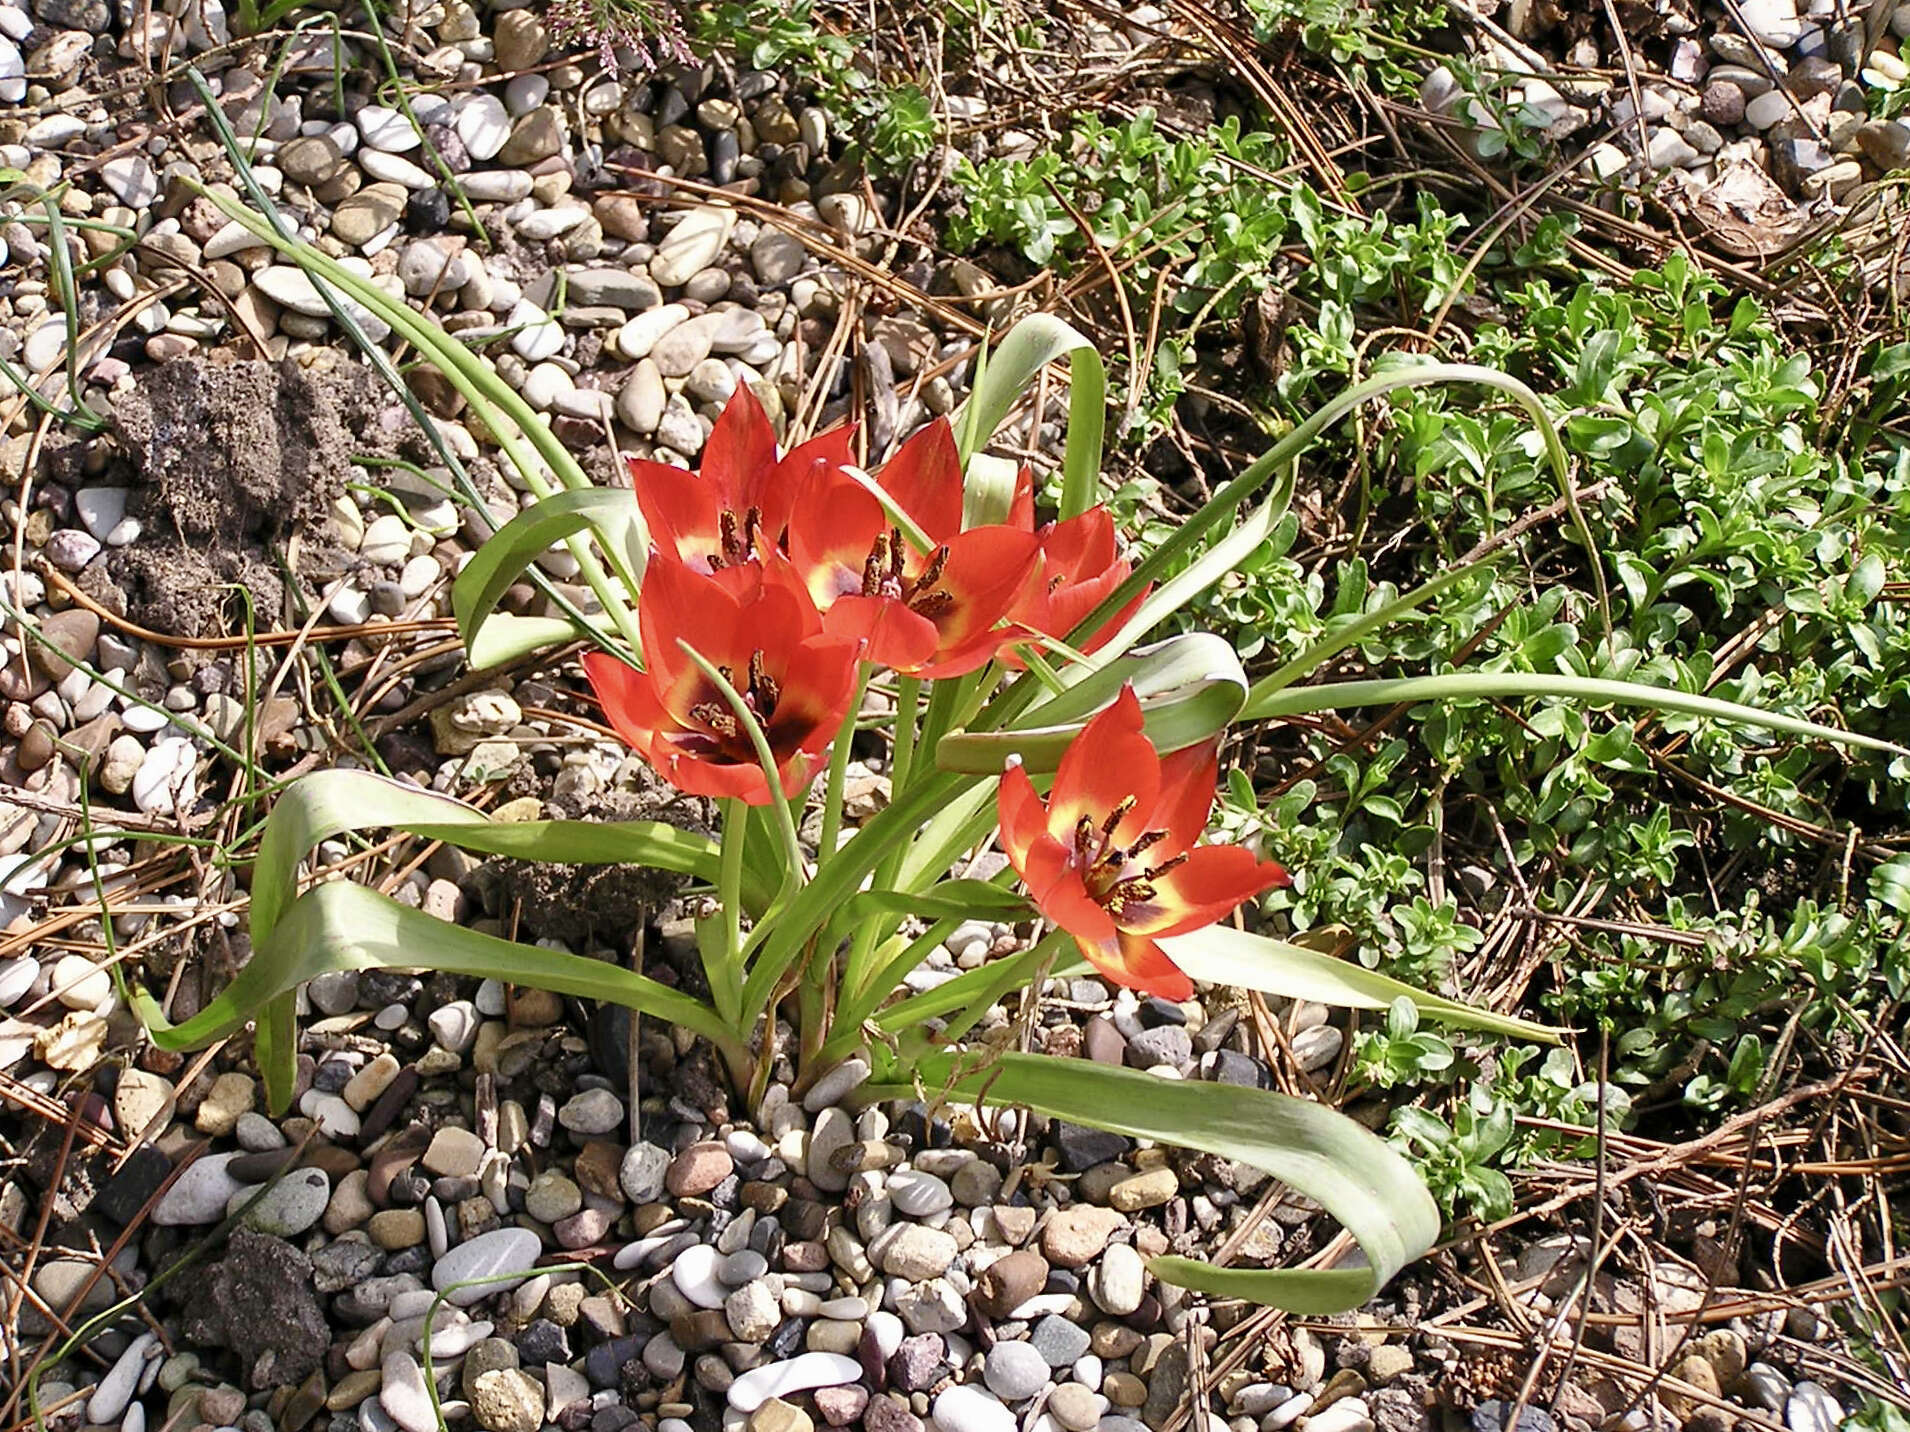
(86, 352, 390, 637)
(463, 783, 712, 948)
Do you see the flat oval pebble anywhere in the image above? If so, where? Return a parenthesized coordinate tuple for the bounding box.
(933, 1383, 1019, 1432)
(456, 93, 510, 160)
(983, 1340, 1051, 1401)
(357, 103, 421, 152)
(727, 1352, 863, 1412)
(85, 1330, 156, 1424)
(234, 1166, 330, 1236)
(153, 1152, 245, 1225)
(432, 1227, 541, 1306)
(670, 1242, 728, 1308)
(888, 1167, 954, 1217)
(380, 1350, 437, 1432)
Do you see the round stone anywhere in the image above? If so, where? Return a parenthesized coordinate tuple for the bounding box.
(524, 1170, 582, 1224)
(983, 1340, 1051, 1401)
(557, 1087, 623, 1136)
(666, 1141, 734, 1197)
(932, 1384, 1017, 1432)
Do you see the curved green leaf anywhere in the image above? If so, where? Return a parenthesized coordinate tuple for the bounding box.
(134, 880, 737, 1058)
(935, 633, 1247, 773)
(952, 314, 1107, 519)
(871, 1052, 1439, 1313)
(452, 488, 648, 661)
(1161, 924, 1562, 1040)
(1243, 672, 1908, 756)
(248, 769, 718, 945)
(144, 768, 730, 1110)
(468, 614, 584, 671)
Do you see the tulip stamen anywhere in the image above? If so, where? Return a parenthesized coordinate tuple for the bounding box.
(690, 702, 740, 739)
(746, 649, 781, 718)
(1101, 876, 1158, 917)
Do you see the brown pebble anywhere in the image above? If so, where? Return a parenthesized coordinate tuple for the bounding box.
(976, 1248, 1050, 1317)
(665, 1140, 734, 1197)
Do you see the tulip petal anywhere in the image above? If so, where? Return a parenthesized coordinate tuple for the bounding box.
(1072, 928, 1194, 1001)
(997, 762, 1051, 878)
(1126, 845, 1289, 937)
(704, 385, 779, 511)
(582, 651, 658, 752)
(1049, 686, 1159, 849)
(879, 419, 964, 540)
(1153, 739, 1221, 853)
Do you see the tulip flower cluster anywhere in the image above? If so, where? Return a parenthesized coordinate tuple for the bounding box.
(581, 387, 1281, 999)
(150, 238, 1778, 1317)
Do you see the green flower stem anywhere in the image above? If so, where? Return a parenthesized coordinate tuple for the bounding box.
(710, 799, 748, 1026)
(889, 677, 925, 792)
(868, 943, 1088, 1046)
(841, 675, 924, 998)
(816, 662, 873, 866)
(902, 928, 1072, 1055)
(740, 770, 965, 1015)
(821, 905, 985, 1068)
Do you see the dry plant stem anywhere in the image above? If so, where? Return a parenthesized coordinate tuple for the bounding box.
(39, 564, 457, 649)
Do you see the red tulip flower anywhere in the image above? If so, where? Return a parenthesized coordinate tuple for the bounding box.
(996, 686, 1288, 999)
(787, 419, 1040, 677)
(583, 555, 859, 805)
(1005, 505, 1146, 664)
(629, 385, 855, 573)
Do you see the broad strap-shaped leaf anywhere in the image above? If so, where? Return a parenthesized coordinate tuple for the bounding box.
(468, 615, 582, 671)
(143, 768, 730, 1112)
(1243, 672, 1908, 756)
(1161, 924, 1562, 1040)
(935, 633, 1247, 773)
(133, 882, 737, 1084)
(248, 769, 724, 945)
(952, 314, 1107, 519)
(870, 1052, 1439, 1313)
(452, 488, 648, 665)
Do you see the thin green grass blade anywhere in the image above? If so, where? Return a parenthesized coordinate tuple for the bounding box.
(1160, 925, 1562, 1040)
(1243, 673, 1907, 756)
(872, 1052, 1440, 1312)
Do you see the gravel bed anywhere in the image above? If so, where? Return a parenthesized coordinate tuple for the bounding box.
(0, 0, 1874, 1430)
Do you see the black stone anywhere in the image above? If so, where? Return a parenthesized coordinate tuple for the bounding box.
(1126, 1025, 1193, 1070)
(516, 1318, 570, 1364)
(1138, 996, 1188, 1028)
(1049, 1122, 1129, 1173)
(1208, 1050, 1273, 1089)
(382, 1246, 431, 1277)
(1472, 1402, 1559, 1432)
(358, 972, 422, 1006)
(94, 1144, 171, 1224)
(388, 1170, 431, 1206)
(764, 1316, 806, 1358)
(584, 1334, 648, 1388)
